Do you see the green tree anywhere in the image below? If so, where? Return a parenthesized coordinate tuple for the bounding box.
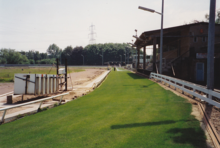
(47, 44, 62, 58)
(0, 48, 29, 64)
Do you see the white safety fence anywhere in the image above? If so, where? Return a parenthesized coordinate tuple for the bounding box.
(150, 73, 220, 108)
(0, 92, 69, 123)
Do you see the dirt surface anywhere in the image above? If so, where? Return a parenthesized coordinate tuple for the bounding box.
(0, 83, 14, 94)
(203, 104, 220, 137)
(67, 68, 105, 89)
(63, 68, 106, 100)
(0, 68, 106, 95)
(0, 107, 31, 116)
(0, 68, 106, 121)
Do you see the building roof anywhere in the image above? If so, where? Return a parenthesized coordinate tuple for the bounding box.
(134, 22, 220, 47)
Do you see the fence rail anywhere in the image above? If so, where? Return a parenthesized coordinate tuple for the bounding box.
(150, 73, 220, 108)
(0, 92, 69, 123)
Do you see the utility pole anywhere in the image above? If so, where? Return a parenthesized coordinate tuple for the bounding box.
(89, 24, 96, 44)
(65, 59, 67, 91)
(207, 0, 216, 90)
(127, 48, 129, 64)
(56, 58, 59, 75)
(100, 55, 103, 65)
(124, 50, 126, 65)
(159, 0, 164, 74)
(102, 49, 104, 65)
(81, 54, 84, 65)
(135, 49, 137, 69)
(60, 53, 62, 65)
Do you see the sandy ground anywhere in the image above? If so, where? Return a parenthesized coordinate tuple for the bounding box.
(63, 68, 106, 100)
(0, 68, 105, 95)
(0, 83, 14, 94)
(203, 104, 220, 136)
(0, 68, 106, 117)
(67, 68, 105, 89)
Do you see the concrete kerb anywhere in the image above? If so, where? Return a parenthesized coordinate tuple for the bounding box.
(93, 70, 111, 89)
(71, 70, 112, 100)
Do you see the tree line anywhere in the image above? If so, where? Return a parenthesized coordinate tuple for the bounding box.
(0, 43, 137, 65)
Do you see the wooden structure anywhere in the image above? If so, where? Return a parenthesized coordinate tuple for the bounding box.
(134, 22, 220, 86)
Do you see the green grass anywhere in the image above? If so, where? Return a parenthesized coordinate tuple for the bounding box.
(0, 67, 84, 82)
(0, 70, 207, 148)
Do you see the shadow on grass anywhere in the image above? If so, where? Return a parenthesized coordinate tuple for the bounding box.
(166, 128, 207, 148)
(123, 83, 155, 88)
(111, 120, 177, 129)
(111, 119, 198, 129)
(141, 83, 156, 88)
(127, 73, 145, 79)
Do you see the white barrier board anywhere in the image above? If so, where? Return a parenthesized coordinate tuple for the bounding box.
(14, 74, 35, 95)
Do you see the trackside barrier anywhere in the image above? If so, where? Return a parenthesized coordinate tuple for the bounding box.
(0, 92, 69, 123)
(150, 73, 220, 108)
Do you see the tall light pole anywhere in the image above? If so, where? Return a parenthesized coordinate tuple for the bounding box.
(124, 54, 126, 65)
(81, 54, 84, 65)
(127, 48, 129, 64)
(102, 49, 104, 65)
(207, 0, 216, 90)
(60, 53, 62, 65)
(127, 41, 137, 68)
(100, 55, 103, 65)
(139, 0, 164, 74)
(132, 39, 137, 68)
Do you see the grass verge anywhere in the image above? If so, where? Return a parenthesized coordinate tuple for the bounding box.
(0, 67, 84, 82)
(0, 70, 207, 148)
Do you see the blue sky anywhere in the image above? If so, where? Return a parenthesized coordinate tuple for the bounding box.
(0, 0, 219, 54)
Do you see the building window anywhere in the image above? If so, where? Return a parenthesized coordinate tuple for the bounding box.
(202, 37, 206, 42)
(194, 37, 198, 42)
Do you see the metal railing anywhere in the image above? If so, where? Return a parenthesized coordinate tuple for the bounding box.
(150, 73, 220, 108)
(0, 92, 69, 123)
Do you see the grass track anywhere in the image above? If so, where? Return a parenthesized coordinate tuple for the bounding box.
(0, 67, 84, 82)
(0, 70, 207, 148)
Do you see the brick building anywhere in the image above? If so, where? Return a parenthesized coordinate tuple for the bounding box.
(134, 22, 220, 87)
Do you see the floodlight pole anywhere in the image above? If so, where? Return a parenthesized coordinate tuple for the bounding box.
(139, 0, 164, 74)
(56, 58, 59, 75)
(135, 49, 137, 68)
(207, 0, 216, 90)
(65, 59, 67, 91)
(102, 49, 104, 65)
(60, 53, 62, 65)
(127, 49, 129, 64)
(81, 54, 84, 65)
(159, 0, 164, 74)
(100, 55, 103, 65)
(124, 54, 126, 65)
